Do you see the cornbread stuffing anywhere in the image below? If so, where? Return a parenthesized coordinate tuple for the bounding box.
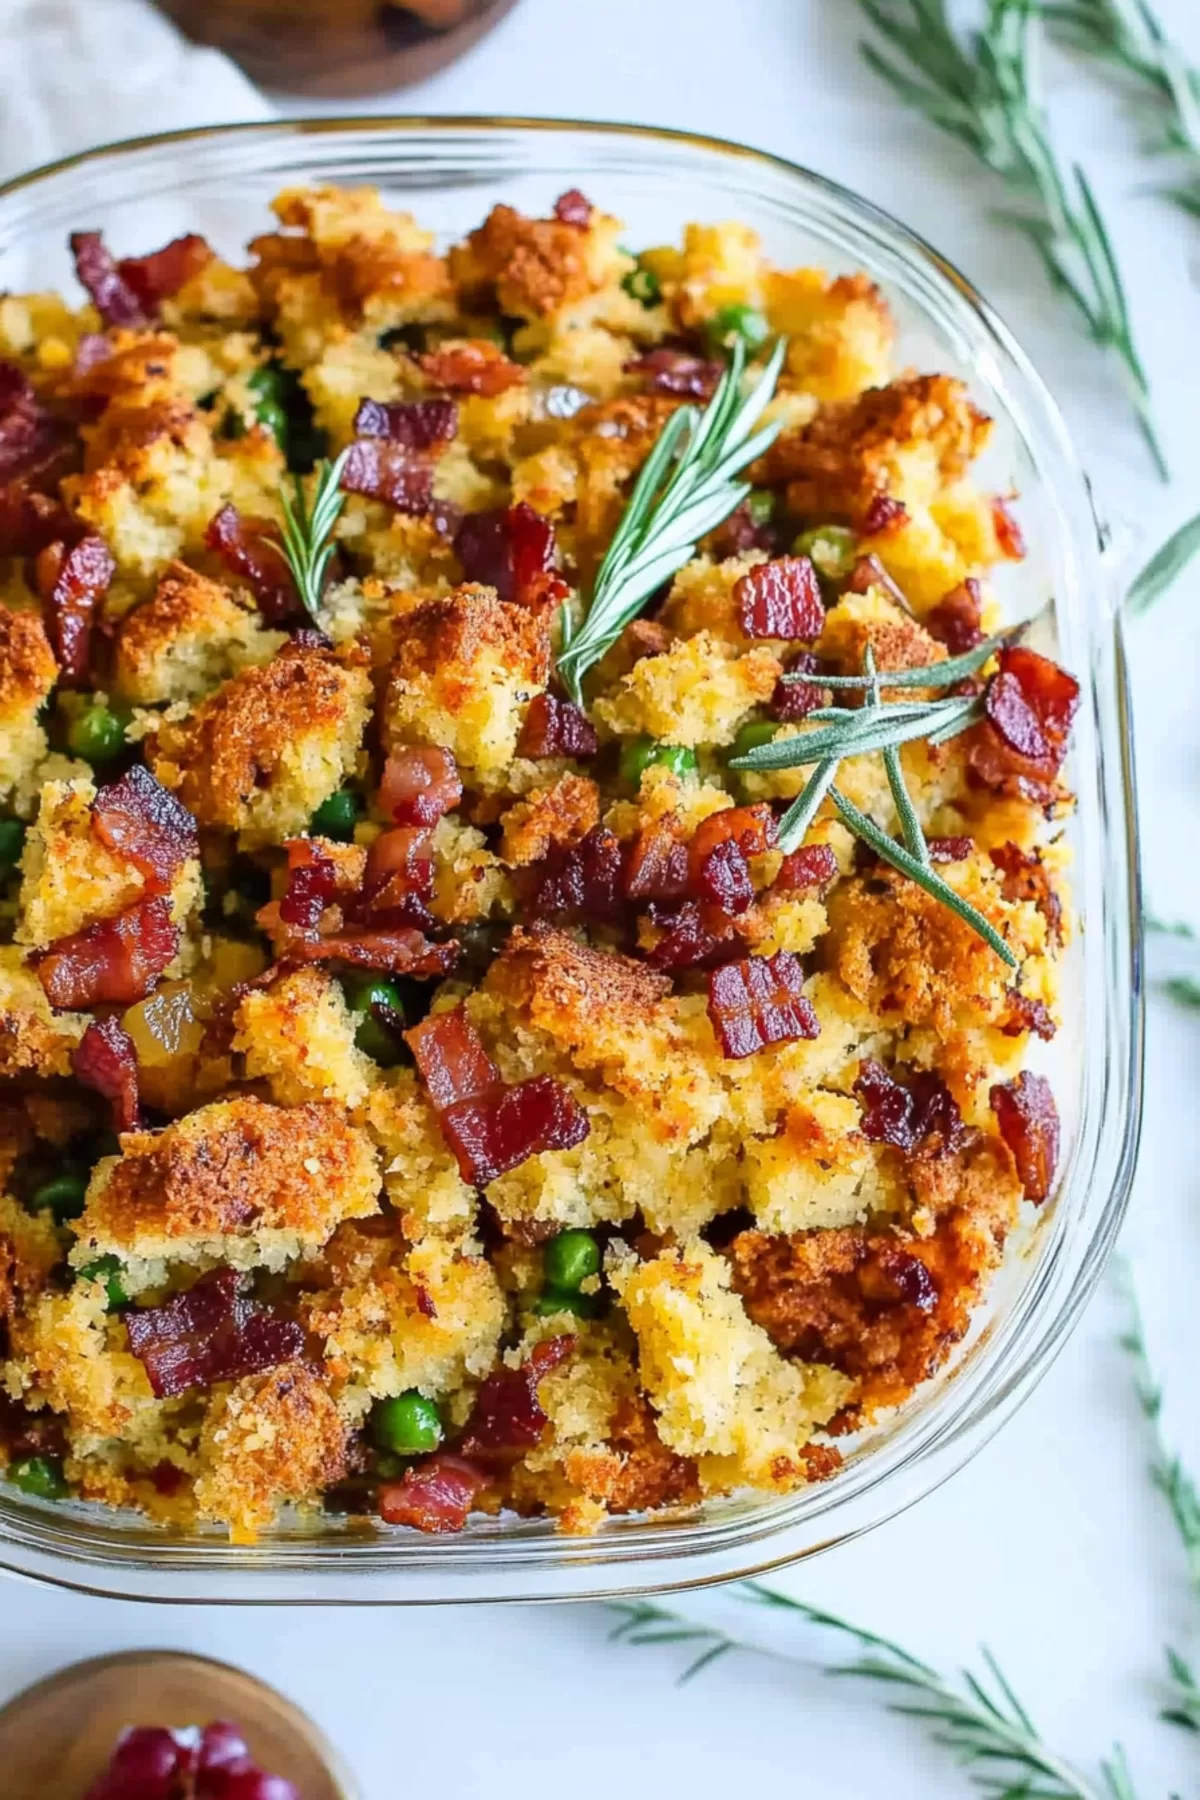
(0, 183, 1074, 1542)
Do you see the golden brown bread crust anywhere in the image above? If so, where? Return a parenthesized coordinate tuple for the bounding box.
(113, 562, 267, 703)
(564, 1394, 701, 1516)
(195, 1363, 350, 1542)
(499, 774, 601, 867)
(449, 202, 598, 319)
(0, 604, 57, 717)
(487, 923, 672, 1042)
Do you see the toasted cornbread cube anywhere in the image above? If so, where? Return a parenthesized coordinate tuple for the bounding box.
(817, 583, 946, 681)
(0, 603, 57, 811)
(363, 1071, 477, 1244)
(195, 1363, 349, 1542)
(113, 562, 285, 705)
(0, 948, 87, 1078)
(71, 1096, 380, 1281)
(381, 584, 550, 778)
(7, 1282, 161, 1446)
(592, 629, 780, 749)
(232, 966, 375, 1109)
(610, 1241, 851, 1487)
(742, 1090, 875, 1233)
(498, 774, 600, 867)
(0, 1189, 63, 1330)
(149, 639, 371, 847)
(646, 221, 766, 331)
(767, 269, 895, 402)
(449, 197, 627, 325)
(658, 552, 768, 645)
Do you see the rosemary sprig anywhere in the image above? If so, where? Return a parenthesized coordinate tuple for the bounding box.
(609, 1584, 1138, 1798)
(1040, 0, 1200, 215)
(781, 623, 1023, 689)
(556, 338, 787, 704)
(858, 0, 1167, 477)
(1125, 510, 1200, 616)
(270, 446, 351, 622)
(866, 644, 931, 865)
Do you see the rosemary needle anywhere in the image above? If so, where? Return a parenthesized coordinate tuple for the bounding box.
(271, 446, 351, 622)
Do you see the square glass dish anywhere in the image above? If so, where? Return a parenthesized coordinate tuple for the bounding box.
(0, 118, 1142, 1604)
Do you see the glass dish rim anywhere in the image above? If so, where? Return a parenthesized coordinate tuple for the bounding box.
(0, 116, 1144, 1604)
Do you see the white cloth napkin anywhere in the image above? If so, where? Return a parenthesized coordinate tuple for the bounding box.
(0, 0, 272, 186)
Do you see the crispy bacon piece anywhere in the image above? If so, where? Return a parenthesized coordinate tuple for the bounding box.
(453, 501, 566, 610)
(516, 692, 598, 758)
(624, 348, 723, 399)
(116, 234, 214, 312)
(861, 494, 908, 536)
(971, 646, 1079, 802)
(340, 438, 435, 514)
(352, 395, 458, 449)
(461, 1336, 575, 1462)
(71, 1016, 140, 1133)
(774, 843, 838, 892)
(688, 804, 775, 913)
(406, 1008, 590, 1187)
(0, 484, 78, 557)
(990, 1071, 1060, 1202)
(927, 835, 973, 863)
(285, 927, 457, 977)
(205, 504, 298, 625)
(646, 898, 746, 971)
(625, 818, 689, 904)
(69, 230, 149, 327)
(420, 340, 525, 398)
(735, 556, 824, 641)
(1001, 989, 1056, 1041)
(554, 188, 593, 226)
(707, 498, 779, 560)
(989, 841, 1063, 944)
(992, 497, 1027, 561)
(279, 842, 340, 930)
(91, 764, 199, 894)
(354, 826, 436, 931)
(526, 825, 627, 924)
(124, 1267, 305, 1400)
(35, 533, 114, 683)
(707, 950, 819, 1058)
(380, 746, 463, 826)
(378, 1453, 489, 1533)
(855, 1059, 968, 1155)
(771, 650, 828, 723)
(0, 360, 74, 492)
(263, 839, 454, 973)
(926, 579, 984, 655)
(33, 896, 178, 1011)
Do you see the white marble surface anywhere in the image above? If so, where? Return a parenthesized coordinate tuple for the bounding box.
(3, 2, 1200, 1795)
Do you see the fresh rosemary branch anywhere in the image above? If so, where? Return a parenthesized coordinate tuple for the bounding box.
(1164, 976, 1200, 1008)
(1125, 510, 1200, 615)
(858, 0, 1167, 477)
(271, 446, 351, 622)
(608, 1584, 1137, 1797)
(1040, 0, 1200, 215)
(556, 338, 787, 704)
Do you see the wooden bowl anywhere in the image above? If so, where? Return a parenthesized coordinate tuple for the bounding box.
(0, 1651, 359, 1798)
(155, 0, 523, 99)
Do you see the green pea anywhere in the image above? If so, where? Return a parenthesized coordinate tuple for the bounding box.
(621, 265, 661, 307)
(248, 365, 290, 448)
(619, 736, 699, 792)
(707, 303, 770, 354)
(532, 1287, 603, 1320)
(0, 818, 25, 874)
(346, 976, 405, 1067)
(67, 703, 127, 766)
(731, 719, 779, 761)
(543, 1228, 601, 1293)
(30, 1172, 88, 1223)
(745, 489, 776, 528)
(310, 787, 362, 842)
(792, 524, 859, 583)
(78, 1254, 128, 1310)
(372, 1392, 443, 1456)
(7, 1455, 69, 1500)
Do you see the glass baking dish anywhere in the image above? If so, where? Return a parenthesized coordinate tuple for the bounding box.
(0, 118, 1142, 1604)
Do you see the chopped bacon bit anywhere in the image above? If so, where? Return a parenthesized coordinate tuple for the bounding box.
(990, 1071, 1060, 1202)
(992, 497, 1027, 560)
(71, 1016, 140, 1133)
(1001, 989, 1056, 1041)
(0, 484, 78, 557)
(989, 841, 1063, 944)
(858, 1246, 939, 1312)
(419, 339, 526, 397)
(688, 805, 775, 910)
(554, 188, 593, 226)
(280, 844, 339, 930)
(861, 493, 908, 536)
(340, 438, 435, 514)
(380, 746, 463, 826)
(927, 835, 973, 863)
(694, 837, 754, 914)
(855, 1059, 968, 1156)
(261, 839, 457, 977)
(735, 556, 824, 642)
(407, 1007, 589, 1186)
(284, 927, 458, 978)
(355, 826, 436, 931)
(774, 843, 839, 892)
(205, 504, 298, 625)
(116, 234, 214, 311)
(462, 1335, 575, 1461)
(91, 764, 199, 894)
(646, 898, 745, 971)
(972, 646, 1079, 802)
(454, 502, 564, 609)
(526, 825, 627, 925)
(772, 650, 828, 722)
(33, 896, 178, 1011)
(926, 579, 984, 655)
(69, 230, 149, 327)
(0, 360, 75, 492)
(379, 1453, 489, 1533)
(352, 396, 459, 450)
(516, 692, 599, 758)
(707, 950, 819, 1059)
(620, 618, 674, 665)
(625, 818, 690, 904)
(35, 533, 114, 683)
(708, 499, 779, 560)
(624, 347, 724, 399)
(124, 1267, 305, 1400)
